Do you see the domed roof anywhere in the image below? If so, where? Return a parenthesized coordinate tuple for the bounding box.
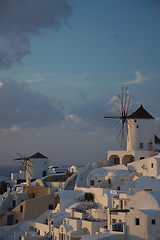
(129, 191, 160, 210)
(89, 167, 111, 176)
(108, 169, 130, 177)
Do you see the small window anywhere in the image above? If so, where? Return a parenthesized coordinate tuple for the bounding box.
(140, 157, 145, 160)
(135, 218, 140, 225)
(152, 219, 156, 225)
(145, 188, 152, 191)
(112, 219, 116, 224)
(49, 205, 53, 210)
(12, 200, 16, 208)
(137, 125, 139, 128)
(134, 120, 137, 123)
(140, 143, 143, 149)
(20, 205, 23, 213)
(43, 170, 47, 177)
(151, 163, 154, 168)
(90, 180, 94, 186)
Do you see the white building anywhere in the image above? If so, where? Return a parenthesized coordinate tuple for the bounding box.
(27, 152, 48, 180)
(108, 105, 160, 166)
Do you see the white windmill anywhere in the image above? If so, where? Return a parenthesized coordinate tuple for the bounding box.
(105, 87, 158, 165)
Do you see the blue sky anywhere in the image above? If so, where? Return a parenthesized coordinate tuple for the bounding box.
(0, 0, 160, 166)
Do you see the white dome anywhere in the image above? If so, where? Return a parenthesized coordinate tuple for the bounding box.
(88, 167, 111, 176)
(108, 169, 130, 177)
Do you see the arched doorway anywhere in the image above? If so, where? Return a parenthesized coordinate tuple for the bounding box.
(109, 155, 120, 165)
(122, 155, 135, 165)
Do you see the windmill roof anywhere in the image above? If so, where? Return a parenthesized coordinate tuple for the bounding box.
(29, 152, 48, 159)
(155, 135, 160, 144)
(128, 105, 154, 119)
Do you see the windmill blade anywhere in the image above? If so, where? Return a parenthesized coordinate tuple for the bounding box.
(104, 87, 132, 149)
(122, 86, 124, 115)
(114, 118, 121, 126)
(26, 162, 32, 169)
(121, 124, 125, 149)
(14, 157, 24, 161)
(124, 87, 128, 115)
(104, 116, 121, 119)
(118, 94, 124, 113)
(117, 125, 123, 139)
(116, 108, 122, 115)
(26, 166, 32, 177)
(126, 95, 131, 116)
(16, 152, 24, 158)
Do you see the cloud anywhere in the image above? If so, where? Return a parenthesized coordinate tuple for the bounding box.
(0, 0, 72, 69)
(0, 79, 64, 130)
(2, 125, 20, 133)
(120, 71, 143, 85)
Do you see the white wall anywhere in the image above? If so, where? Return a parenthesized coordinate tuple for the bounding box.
(127, 119, 155, 152)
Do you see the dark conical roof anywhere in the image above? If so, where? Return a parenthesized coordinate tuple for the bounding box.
(155, 135, 160, 144)
(128, 105, 154, 119)
(29, 152, 48, 159)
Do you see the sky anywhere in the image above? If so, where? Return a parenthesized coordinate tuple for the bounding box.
(0, 0, 160, 167)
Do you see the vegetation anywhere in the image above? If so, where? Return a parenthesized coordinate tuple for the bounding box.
(0, 181, 8, 194)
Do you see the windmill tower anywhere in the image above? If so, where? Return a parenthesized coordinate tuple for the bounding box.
(127, 104, 155, 152)
(29, 152, 48, 179)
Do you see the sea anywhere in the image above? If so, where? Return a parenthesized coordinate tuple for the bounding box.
(0, 165, 19, 178)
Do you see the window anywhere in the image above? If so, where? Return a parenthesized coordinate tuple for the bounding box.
(12, 200, 16, 208)
(20, 205, 23, 213)
(137, 125, 139, 128)
(49, 205, 53, 210)
(140, 157, 145, 160)
(140, 143, 143, 149)
(152, 219, 156, 225)
(90, 180, 94, 186)
(151, 163, 154, 168)
(135, 218, 140, 225)
(112, 219, 116, 224)
(134, 120, 137, 123)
